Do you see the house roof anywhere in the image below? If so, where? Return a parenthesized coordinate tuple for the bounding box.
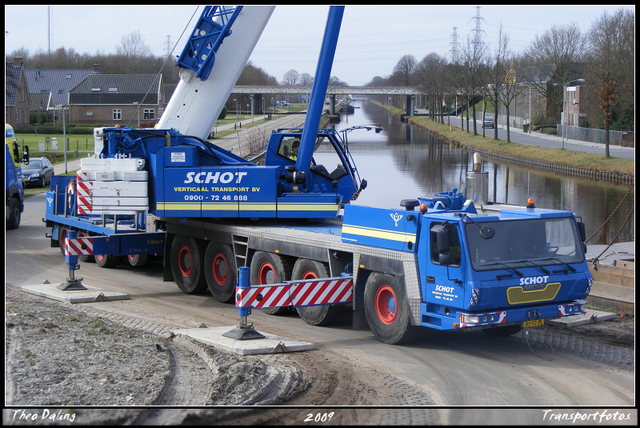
(24, 69, 97, 105)
(69, 74, 162, 105)
(5, 63, 23, 106)
(29, 92, 53, 112)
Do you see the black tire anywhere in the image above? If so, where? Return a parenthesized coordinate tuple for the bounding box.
(127, 254, 148, 267)
(95, 253, 122, 268)
(170, 235, 208, 294)
(39, 176, 45, 188)
(7, 198, 21, 230)
(482, 324, 522, 337)
(204, 242, 237, 303)
(364, 272, 419, 345)
(292, 259, 343, 326)
(250, 251, 293, 315)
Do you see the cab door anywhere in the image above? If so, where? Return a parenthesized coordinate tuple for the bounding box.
(422, 220, 465, 308)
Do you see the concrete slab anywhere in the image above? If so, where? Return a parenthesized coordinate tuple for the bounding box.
(546, 309, 616, 328)
(19, 282, 130, 304)
(173, 326, 315, 356)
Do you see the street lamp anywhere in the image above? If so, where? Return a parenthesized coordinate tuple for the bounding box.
(562, 78, 585, 149)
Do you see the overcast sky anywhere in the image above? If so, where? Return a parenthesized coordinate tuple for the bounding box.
(5, 4, 635, 86)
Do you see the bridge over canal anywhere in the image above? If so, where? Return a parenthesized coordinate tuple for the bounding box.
(230, 85, 421, 116)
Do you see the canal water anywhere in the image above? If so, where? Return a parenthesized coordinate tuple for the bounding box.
(328, 99, 634, 246)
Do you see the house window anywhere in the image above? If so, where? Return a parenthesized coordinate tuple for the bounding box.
(113, 109, 122, 121)
(108, 87, 118, 92)
(91, 88, 101, 92)
(143, 109, 155, 120)
(86, 111, 93, 116)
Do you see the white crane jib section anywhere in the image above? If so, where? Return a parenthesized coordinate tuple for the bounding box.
(158, 6, 275, 140)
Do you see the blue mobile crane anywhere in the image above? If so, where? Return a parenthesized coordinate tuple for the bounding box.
(43, 6, 592, 344)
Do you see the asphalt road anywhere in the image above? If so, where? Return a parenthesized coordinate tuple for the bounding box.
(438, 114, 634, 159)
(7, 192, 635, 413)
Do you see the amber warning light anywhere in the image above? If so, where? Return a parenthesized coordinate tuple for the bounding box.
(527, 198, 535, 208)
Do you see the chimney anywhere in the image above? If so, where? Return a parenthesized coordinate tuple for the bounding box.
(93, 63, 100, 74)
(14, 57, 23, 66)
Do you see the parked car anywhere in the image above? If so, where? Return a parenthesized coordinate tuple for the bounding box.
(21, 157, 55, 188)
(482, 117, 495, 129)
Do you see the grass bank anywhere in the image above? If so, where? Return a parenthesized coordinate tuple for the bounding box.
(373, 101, 634, 181)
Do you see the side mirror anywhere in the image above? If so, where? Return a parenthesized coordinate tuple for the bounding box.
(435, 227, 450, 253)
(22, 145, 30, 164)
(577, 221, 586, 242)
(438, 252, 452, 266)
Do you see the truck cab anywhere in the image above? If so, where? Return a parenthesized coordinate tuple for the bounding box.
(264, 128, 365, 206)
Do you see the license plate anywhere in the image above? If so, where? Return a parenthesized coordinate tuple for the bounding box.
(523, 319, 544, 328)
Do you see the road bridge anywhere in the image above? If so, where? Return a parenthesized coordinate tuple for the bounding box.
(231, 85, 420, 116)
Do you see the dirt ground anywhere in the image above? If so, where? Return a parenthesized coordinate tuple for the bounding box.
(3, 285, 634, 426)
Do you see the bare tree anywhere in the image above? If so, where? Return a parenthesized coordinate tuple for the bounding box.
(116, 31, 152, 58)
(486, 24, 509, 140)
(299, 73, 314, 86)
(585, 8, 635, 157)
(414, 53, 448, 123)
(460, 32, 488, 135)
(389, 55, 417, 86)
(282, 69, 299, 86)
(523, 23, 586, 120)
(497, 53, 522, 143)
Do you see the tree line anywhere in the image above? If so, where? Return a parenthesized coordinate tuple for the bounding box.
(362, 8, 633, 155)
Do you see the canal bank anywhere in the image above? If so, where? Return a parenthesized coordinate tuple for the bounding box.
(371, 101, 634, 186)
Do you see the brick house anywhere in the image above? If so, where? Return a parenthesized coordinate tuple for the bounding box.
(24, 66, 99, 123)
(5, 58, 30, 127)
(68, 74, 166, 126)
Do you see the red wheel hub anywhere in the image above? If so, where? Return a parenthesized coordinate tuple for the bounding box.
(258, 263, 276, 284)
(211, 254, 228, 285)
(177, 246, 193, 277)
(375, 285, 397, 325)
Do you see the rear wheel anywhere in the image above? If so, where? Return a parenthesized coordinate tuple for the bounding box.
(250, 251, 293, 315)
(204, 242, 237, 303)
(170, 235, 207, 294)
(293, 259, 343, 326)
(7, 198, 21, 230)
(364, 272, 419, 345)
(95, 253, 122, 268)
(127, 254, 148, 267)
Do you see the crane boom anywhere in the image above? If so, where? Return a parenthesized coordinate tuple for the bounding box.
(157, 5, 274, 140)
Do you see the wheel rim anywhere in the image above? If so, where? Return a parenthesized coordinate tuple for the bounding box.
(258, 263, 276, 284)
(178, 246, 193, 277)
(211, 254, 228, 285)
(128, 255, 137, 263)
(375, 285, 397, 325)
(301, 270, 318, 280)
(96, 254, 105, 262)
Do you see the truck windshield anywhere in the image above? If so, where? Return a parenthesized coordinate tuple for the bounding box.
(465, 217, 584, 272)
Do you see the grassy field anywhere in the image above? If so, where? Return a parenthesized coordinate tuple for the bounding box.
(376, 102, 634, 176)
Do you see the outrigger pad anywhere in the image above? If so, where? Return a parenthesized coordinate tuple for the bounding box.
(57, 279, 88, 291)
(222, 325, 266, 340)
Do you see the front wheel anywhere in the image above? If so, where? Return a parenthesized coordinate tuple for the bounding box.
(364, 272, 419, 345)
(250, 251, 293, 315)
(170, 235, 207, 294)
(95, 253, 122, 268)
(204, 242, 237, 303)
(293, 259, 344, 326)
